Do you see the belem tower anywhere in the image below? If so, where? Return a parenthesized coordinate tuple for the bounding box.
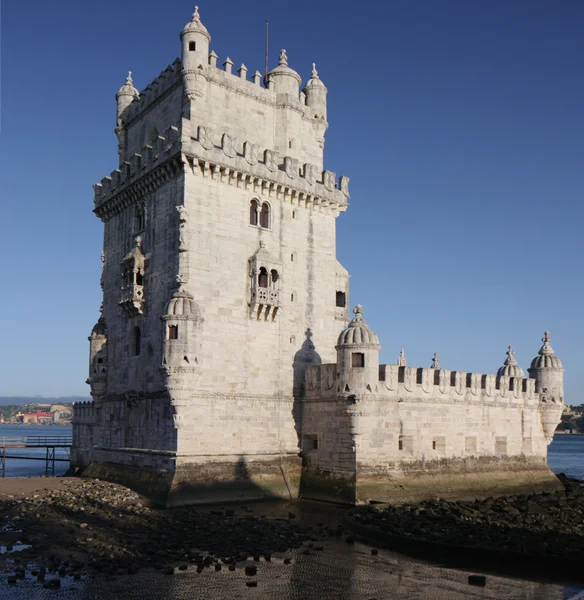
(71, 7, 565, 506)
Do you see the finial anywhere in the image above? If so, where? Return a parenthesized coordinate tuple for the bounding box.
(398, 348, 406, 367)
(431, 353, 440, 369)
(505, 345, 518, 365)
(279, 49, 288, 66)
(539, 330, 554, 356)
(353, 304, 364, 316)
(311, 63, 318, 78)
(126, 71, 133, 85)
(193, 5, 200, 20)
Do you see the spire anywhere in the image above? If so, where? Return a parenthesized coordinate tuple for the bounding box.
(539, 331, 555, 356)
(311, 63, 319, 78)
(397, 348, 406, 367)
(192, 5, 201, 21)
(278, 49, 288, 66)
(431, 353, 440, 369)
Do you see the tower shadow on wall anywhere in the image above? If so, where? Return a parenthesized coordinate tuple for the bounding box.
(292, 328, 322, 449)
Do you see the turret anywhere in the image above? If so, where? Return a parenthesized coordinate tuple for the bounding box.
(115, 71, 138, 124)
(303, 63, 328, 121)
(336, 305, 380, 396)
(180, 6, 211, 100)
(528, 331, 564, 402)
(267, 49, 302, 98)
(528, 331, 565, 444)
(161, 286, 203, 378)
(497, 346, 525, 378)
(86, 309, 107, 402)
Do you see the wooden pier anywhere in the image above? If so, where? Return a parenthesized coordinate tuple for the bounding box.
(0, 436, 72, 476)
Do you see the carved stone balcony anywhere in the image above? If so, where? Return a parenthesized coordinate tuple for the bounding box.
(250, 287, 279, 321)
(119, 284, 144, 316)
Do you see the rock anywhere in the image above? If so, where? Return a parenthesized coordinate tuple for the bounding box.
(468, 575, 486, 587)
(79, 522, 89, 529)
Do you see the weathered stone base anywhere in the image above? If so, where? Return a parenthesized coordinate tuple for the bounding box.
(299, 468, 355, 504)
(355, 467, 563, 505)
(82, 453, 302, 507)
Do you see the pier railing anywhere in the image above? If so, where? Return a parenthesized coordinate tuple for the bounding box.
(0, 436, 73, 476)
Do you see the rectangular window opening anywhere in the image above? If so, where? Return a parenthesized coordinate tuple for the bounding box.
(352, 352, 365, 368)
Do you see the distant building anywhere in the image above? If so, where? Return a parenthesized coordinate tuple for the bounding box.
(72, 8, 565, 506)
(21, 410, 54, 425)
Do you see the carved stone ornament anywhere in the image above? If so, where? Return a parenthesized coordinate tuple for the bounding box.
(306, 367, 318, 391)
(198, 125, 214, 150)
(264, 149, 278, 172)
(176, 273, 188, 285)
(244, 141, 258, 165)
(304, 163, 316, 186)
(284, 157, 298, 179)
(339, 175, 350, 196)
(324, 366, 335, 390)
(176, 205, 188, 222)
(179, 224, 188, 253)
(323, 170, 336, 192)
(222, 133, 237, 158)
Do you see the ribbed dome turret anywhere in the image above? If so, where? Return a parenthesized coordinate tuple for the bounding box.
(165, 286, 201, 318)
(116, 72, 138, 100)
(303, 63, 327, 91)
(336, 305, 380, 347)
(267, 49, 302, 94)
(497, 346, 525, 377)
(91, 314, 107, 338)
(530, 331, 563, 369)
(181, 6, 210, 40)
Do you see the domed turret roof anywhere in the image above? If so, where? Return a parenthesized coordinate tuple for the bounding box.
(337, 305, 380, 347)
(530, 331, 563, 370)
(181, 6, 210, 40)
(497, 346, 525, 377)
(116, 72, 138, 99)
(303, 63, 327, 91)
(91, 314, 107, 338)
(165, 286, 202, 318)
(268, 49, 302, 85)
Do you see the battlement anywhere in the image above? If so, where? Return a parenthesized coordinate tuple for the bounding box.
(184, 123, 349, 206)
(72, 401, 96, 424)
(93, 125, 182, 212)
(305, 363, 542, 405)
(93, 123, 349, 217)
(121, 59, 183, 125)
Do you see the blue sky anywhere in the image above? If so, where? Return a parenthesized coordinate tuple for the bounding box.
(0, 0, 582, 400)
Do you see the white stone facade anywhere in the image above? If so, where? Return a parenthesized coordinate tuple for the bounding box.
(72, 8, 563, 506)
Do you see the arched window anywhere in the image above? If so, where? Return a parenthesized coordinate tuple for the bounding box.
(259, 203, 270, 228)
(258, 267, 268, 288)
(250, 199, 259, 226)
(133, 327, 141, 356)
(136, 270, 144, 286)
(270, 269, 279, 288)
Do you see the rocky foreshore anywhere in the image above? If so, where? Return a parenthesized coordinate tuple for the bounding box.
(349, 474, 584, 561)
(0, 478, 330, 585)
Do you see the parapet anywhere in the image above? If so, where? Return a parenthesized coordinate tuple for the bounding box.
(119, 60, 183, 126)
(72, 401, 96, 424)
(183, 123, 349, 211)
(93, 125, 182, 216)
(305, 363, 541, 405)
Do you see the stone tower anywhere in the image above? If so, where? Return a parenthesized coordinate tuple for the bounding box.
(72, 7, 351, 505)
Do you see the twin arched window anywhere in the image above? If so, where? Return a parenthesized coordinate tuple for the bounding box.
(257, 267, 279, 290)
(250, 199, 270, 229)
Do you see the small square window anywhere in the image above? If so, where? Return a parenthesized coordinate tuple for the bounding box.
(352, 352, 365, 368)
(189, 41, 196, 51)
